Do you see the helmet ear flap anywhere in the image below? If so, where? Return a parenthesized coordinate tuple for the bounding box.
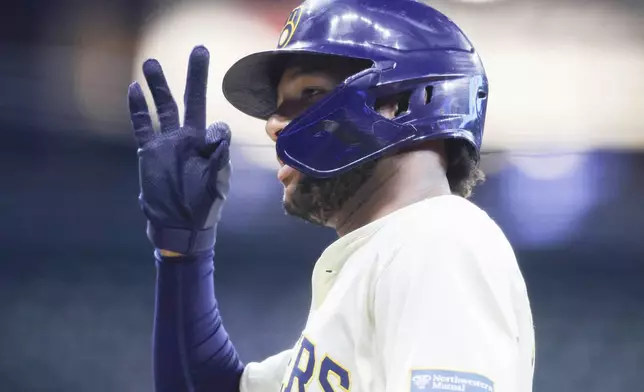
(407, 84, 438, 117)
(395, 91, 413, 117)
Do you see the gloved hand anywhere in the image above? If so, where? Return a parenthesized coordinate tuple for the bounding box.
(128, 45, 231, 255)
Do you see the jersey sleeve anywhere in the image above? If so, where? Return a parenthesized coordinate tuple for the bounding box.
(239, 350, 292, 392)
(373, 234, 524, 392)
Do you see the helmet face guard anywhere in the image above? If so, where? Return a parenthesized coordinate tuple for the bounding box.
(277, 69, 418, 177)
(222, 0, 489, 178)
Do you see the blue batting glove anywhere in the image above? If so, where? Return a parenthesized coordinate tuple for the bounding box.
(128, 46, 231, 255)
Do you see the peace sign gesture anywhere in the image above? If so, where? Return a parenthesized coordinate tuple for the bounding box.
(128, 45, 232, 255)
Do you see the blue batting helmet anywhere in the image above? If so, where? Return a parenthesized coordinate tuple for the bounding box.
(223, 0, 488, 178)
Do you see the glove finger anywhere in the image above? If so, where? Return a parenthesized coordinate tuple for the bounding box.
(183, 46, 210, 131)
(206, 121, 231, 145)
(209, 140, 231, 172)
(128, 82, 155, 148)
(143, 59, 180, 134)
(200, 121, 232, 158)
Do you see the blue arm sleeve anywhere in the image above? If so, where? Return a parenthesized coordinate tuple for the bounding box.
(153, 249, 244, 392)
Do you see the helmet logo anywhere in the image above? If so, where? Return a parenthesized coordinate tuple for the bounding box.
(277, 6, 303, 48)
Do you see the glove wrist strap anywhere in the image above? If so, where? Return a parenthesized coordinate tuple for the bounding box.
(147, 222, 216, 255)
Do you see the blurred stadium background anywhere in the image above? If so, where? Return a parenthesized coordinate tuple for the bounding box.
(1, 0, 643, 390)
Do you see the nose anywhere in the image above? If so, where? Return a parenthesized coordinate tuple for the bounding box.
(265, 113, 290, 143)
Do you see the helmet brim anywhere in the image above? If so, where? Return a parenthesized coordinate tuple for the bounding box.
(223, 50, 315, 121)
(222, 49, 375, 120)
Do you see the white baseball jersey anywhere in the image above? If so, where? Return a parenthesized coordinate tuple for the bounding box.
(240, 195, 535, 392)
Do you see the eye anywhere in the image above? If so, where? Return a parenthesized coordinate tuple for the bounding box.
(301, 88, 326, 100)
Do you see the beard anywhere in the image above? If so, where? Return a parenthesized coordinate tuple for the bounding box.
(283, 160, 379, 226)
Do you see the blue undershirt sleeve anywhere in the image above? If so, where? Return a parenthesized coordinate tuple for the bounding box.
(153, 249, 244, 392)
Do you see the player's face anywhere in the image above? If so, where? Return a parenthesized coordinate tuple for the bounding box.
(265, 66, 380, 226)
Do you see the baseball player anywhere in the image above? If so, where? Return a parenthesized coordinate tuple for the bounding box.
(127, 0, 535, 391)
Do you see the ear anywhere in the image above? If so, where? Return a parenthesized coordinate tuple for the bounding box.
(377, 101, 399, 120)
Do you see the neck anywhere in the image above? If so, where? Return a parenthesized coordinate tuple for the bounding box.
(331, 148, 451, 237)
